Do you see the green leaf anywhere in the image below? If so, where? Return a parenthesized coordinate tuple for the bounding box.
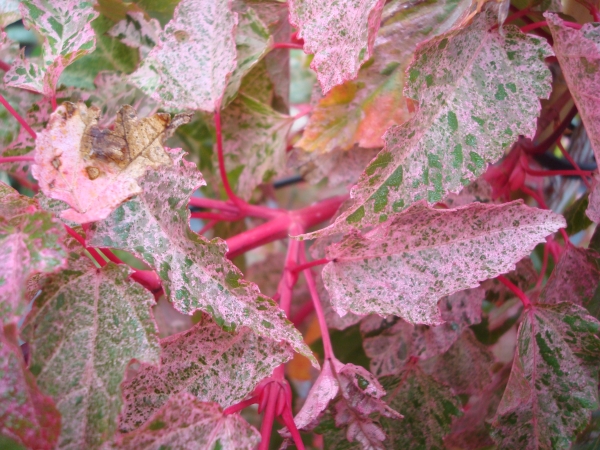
(564, 193, 593, 235)
(296, 0, 471, 153)
(118, 315, 293, 432)
(0, 182, 66, 324)
(21, 259, 161, 449)
(88, 151, 317, 366)
(0, 325, 60, 450)
(221, 93, 293, 199)
(302, 9, 553, 238)
(380, 365, 462, 449)
(491, 303, 600, 449)
(60, 15, 140, 90)
(4, 0, 99, 96)
(111, 394, 260, 449)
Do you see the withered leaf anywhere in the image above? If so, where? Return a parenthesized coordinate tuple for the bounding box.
(32, 102, 190, 224)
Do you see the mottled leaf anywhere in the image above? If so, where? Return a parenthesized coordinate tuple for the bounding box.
(108, 11, 161, 59)
(380, 365, 462, 449)
(119, 315, 292, 432)
(221, 93, 292, 199)
(322, 200, 564, 324)
(563, 193, 593, 234)
(442, 177, 494, 208)
(420, 329, 494, 395)
(480, 257, 538, 304)
(288, 0, 386, 94)
(4, 0, 99, 96)
(0, 0, 20, 27)
(32, 102, 187, 224)
(540, 246, 600, 317)
(21, 261, 160, 450)
(110, 393, 260, 450)
(302, 10, 553, 238)
(296, 0, 471, 153)
(60, 15, 140, 90)
(0, 182, 66, 324)
(361, 287, 484, 376)
(588, 176, 600, 224)
(130, 0, 237, 111)
(88, 151, 316, 365)
(546, 14, 600, 166)
(0, 325, 60, 450)
(491, 303, 600, 449)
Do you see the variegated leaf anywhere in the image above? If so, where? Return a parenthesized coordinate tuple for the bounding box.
(4, 0, 99, 96)
(491, 303, 600, 449)
(301, 9, 553, 238)
(88, 151, 316, 365)
(21, 261, 161, 450)
(119, 315, 293, 432)
(289, 0, 386, 94)
(108, 11, 162, 59)
(322, 200, 564, 324)
(110, 393, 260, 450)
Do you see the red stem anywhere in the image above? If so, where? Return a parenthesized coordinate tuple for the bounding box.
(300, 246, 335, 360)
(223, 396, 258, 416)
(291, 300, 315, 327)
(0, 155, 35, 163)
(64, 225, 107, 267)
(502, 6, 532, 25)
(291, 258, 329, 273)
(189, 197, 238, 214)
(215, 109, 245, 209)
(0, 92, 37, 139)
(521, 20, 581, 33)
(272, 42, 304, 50)
(523, 106, 578, 155)
(258, 384, 278, 450)
(523, 167, 595, 178)
(281, 407, 306, 450)
(556, 139, 592, 189)
(497, 275, 531, 308)
(0, 60, 10, 71)
(190, 211, 238, 221)
(225, 195, 346, 258)
(198, 220, 218, 235)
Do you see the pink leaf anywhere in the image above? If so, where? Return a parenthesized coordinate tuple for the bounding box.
(130, 0, 238, 111)
(587, 175, 600, 223)
(118, 315, 292, 432)
(546, 13, 600, 167)
(0, 326, 60, 450)
(322, 200, 564, 324)
(4, 0, 98, 96)
(32, 102, 189, 224)
(361, 287, 484, 377)
(289, 0, 386, 94)
(111, 393, 260, 449)
(0, 182, 67, 324)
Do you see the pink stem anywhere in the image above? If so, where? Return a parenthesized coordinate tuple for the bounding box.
(215, 109, 245, 209)
(279, 227, 302, 316)
(189, 195, 282, 220)
(502, 6, 532, 25)
(523, 167, 595, 178)
(272, 42, 304, 50)
(189, 197, 239, 214)
(190, 211, 239, 221)
(0, 156, 35, 163)
(258, 383, 279, 450)
(0, 60, 10, 71)
(291, 258, 329, 273)
(51, 95, 57, 112)
(0, 92, 36, 139)
(281, 406, 306, 450)
(521, 20, 581, 33)
(556, 139, 592, 189)
(300, 246, 335, 360)
(198, 220, 218, 235)
(64, 225, 107, 268)
(223, 396, 259, 416)
(291, 300, 315, 327)
(225, 195, 347, 258)
(497, 275, 532, 308)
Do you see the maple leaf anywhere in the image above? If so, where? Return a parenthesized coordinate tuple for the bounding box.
(361, 287, 484, 376)
(0, 325, 60, 450)
(130, 0, 273, 112)
(88, 151, 316, 365)
(21, 255, 161, 450)
(118, 315, 293, 432)
(0, 182, 66, 324)
(546, 14, 600, 167)
(289, 0, 386, 94)
(491, 303, 600, 448)
(295, 0, 471, 153)
(109, 393, 260, 449)
(540, 245, 600, 317)
(4, 0, 99, 96)
(221, 93, 293, 199)
(321, 200, 564, 324)
(32, 102, 188, 224)
(301, 9, 553, 238)
(380, 365, 462, 449)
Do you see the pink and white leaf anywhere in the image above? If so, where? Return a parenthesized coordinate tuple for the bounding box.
(108, 11, 161, 59)
(110, 393, 260, 450)
(130, 0, 237, 112)
(289, 0, 386, 94)
(119, 316, 292, 432)
(322, 200, 563, 324)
